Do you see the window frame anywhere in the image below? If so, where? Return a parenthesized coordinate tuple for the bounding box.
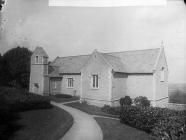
(67, 78, 74, 88)
(92, 75, 99, 89)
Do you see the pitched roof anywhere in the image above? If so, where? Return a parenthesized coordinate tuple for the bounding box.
(50, 55, 89, 73)
(49, 48, 160, 74)
(101, 53, 126, 72)
(33, 47, 49, 57)
(107, 48, 160, 73)
(48, 66, 62, 77)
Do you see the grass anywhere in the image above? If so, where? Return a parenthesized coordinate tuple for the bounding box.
(169, 83, 186, 104)
(95, 117, 155, 140)
(0, 87, 73, 140)
(66, 102, 119, 118)
(12, 106, 73, 140)
(48, 95, 80, 103)
(169, 91, 186, 104)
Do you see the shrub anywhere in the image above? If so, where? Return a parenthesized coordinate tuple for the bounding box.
(120, 105, 186, 139)
(101, 105, 120, 116)
(0, 87, 52, 112)
(119, 96, 132, 106)
(54, 94, 72, 98)
(81, 100, 88, 105)
(152, 115, 186, 140)
(120, 105, 161, 133)
(134, 96, 150, 107)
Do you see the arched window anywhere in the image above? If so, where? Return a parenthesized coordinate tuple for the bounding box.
(160, 67, 165, 82)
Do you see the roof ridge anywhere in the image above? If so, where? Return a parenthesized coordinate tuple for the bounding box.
(101, 53, 121, 59)
(57, 54, 90, 59)
(105, 48, 160, 54)
(52, 48, 160, 60)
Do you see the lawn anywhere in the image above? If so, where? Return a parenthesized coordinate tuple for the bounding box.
(48, 94, 80, 103)
(169, 83, 186, 104)
(12, 106, 73, 140)
(95, 117, 155, 140)
(66, 102, 119, 118)
(0, 87, 73, 140)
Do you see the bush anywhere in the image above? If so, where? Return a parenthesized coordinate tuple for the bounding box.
(152, 115, 186, 140)
(0, 87, 52, 112)
(120, 105, 161, 133)
(54, 94, 72, 98)
(134, 96, 150, 107)
(119, 96, 132, 106)
(81, 100, 88, 105)
(120, 105, 186, 139)
(101, 105, 120, 116)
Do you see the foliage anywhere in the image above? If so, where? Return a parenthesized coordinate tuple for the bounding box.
(0, 87, 52, 139)
(54, 93, 72, 98)
(0, 54, 2, 86)
(49, 94, 79, 103)
(0, 87, 52, 112)
(101, 105, 120, 116)
(120, 96, 132, 106)
(134, 96, 150, 107)
(120, 105, 186, 139)
(152, 116, 186, 140)
(0, 0, 4, 11)
(81, 99, 88, 105)
(0, 47, 32, 89)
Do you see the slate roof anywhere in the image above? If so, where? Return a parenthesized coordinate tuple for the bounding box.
(49, 55, 89, 75)
(33, 47, 49, 57)
(101, 54, 126, 72)
(48, 48, 160, 76)
(48, 66, 62, 77)
(107, 48, 160, 73)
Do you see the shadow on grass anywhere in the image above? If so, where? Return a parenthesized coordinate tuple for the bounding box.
(0, 112, 23, 140)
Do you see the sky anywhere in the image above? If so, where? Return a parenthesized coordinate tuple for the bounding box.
(0, 0, 186, 83)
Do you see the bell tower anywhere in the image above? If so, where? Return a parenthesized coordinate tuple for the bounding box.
(29, 47, 49, 95)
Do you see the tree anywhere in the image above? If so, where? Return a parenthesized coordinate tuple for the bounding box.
(2, 47, 32, 89)
(0, 0, 4, 11)
(0, 53, 2, 86)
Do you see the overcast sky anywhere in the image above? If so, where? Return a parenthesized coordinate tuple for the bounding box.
(0, 0, 186, 83)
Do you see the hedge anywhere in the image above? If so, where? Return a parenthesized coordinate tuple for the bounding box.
(120, 105, 186, 139)
(0, 87, 52, 112)
(0, 87, 52, 140)
(54, 94, 72, 98)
